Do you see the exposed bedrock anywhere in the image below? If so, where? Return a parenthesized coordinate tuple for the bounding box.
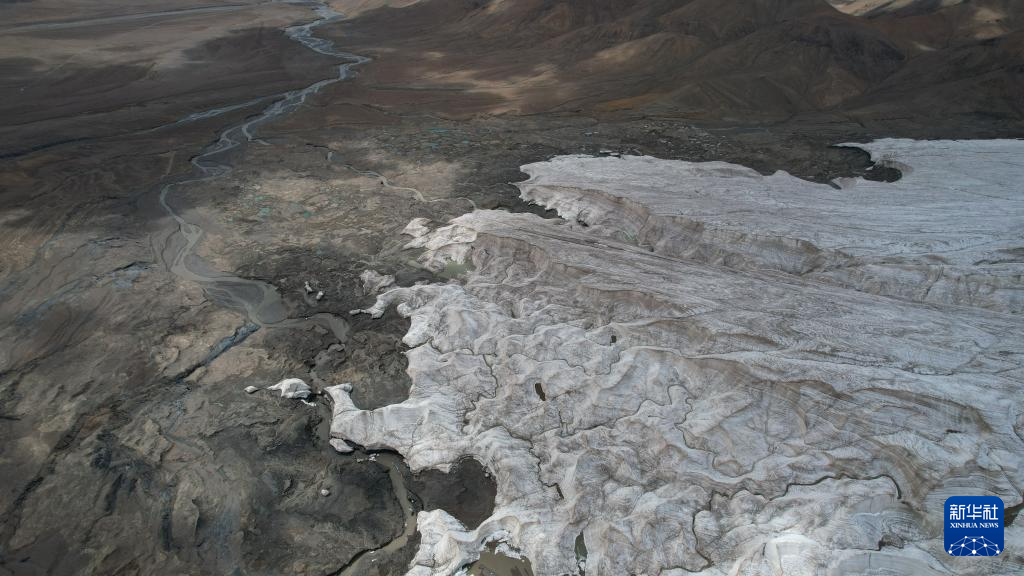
(330, 140, 1024, 575)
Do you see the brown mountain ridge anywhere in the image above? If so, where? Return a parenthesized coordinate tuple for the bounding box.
(325, 0, 1024, 124)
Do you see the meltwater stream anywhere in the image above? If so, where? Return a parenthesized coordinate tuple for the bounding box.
(151, 3, 420, 569)
(153, 1, 367, 341)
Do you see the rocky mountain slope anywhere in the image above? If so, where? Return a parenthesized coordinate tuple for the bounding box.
(327, 0, 1024, 123)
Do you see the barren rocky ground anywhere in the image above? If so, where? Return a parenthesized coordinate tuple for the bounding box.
(1, 0, 1022, 575)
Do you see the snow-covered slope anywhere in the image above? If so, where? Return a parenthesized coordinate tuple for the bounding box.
(828, 0, 967, 16)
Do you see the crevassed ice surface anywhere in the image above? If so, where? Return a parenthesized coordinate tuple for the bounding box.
(330, 139, 1024, 575)
(518, 140, 1024, 313)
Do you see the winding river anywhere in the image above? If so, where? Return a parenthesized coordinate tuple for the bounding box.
(153, 1, 367, 339)
(150, 1, 420, 569)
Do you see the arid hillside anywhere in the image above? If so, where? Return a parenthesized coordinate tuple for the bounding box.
(325, 0, 1024, 123)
